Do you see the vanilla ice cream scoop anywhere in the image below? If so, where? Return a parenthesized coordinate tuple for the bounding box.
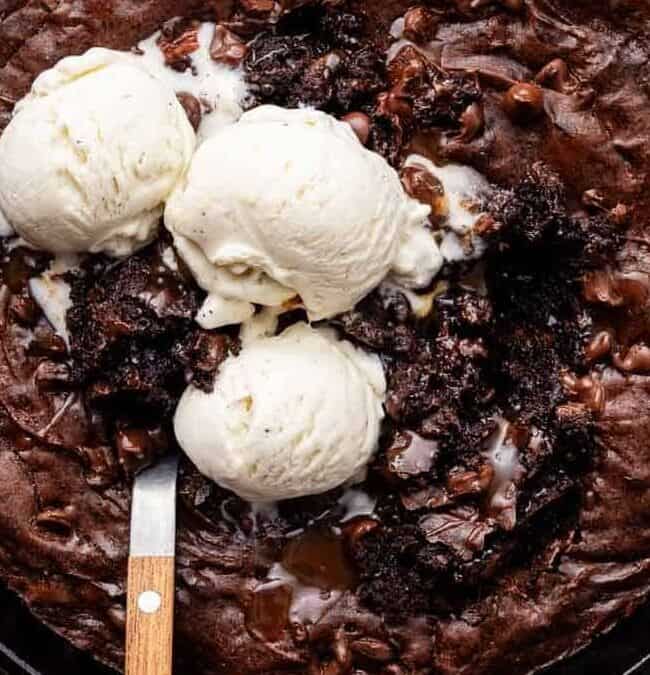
(0, 48, 195, 256)
(165, 105, 442, 328)
(174, 322, 386, 501)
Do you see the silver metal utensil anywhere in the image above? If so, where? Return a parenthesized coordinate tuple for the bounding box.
(125, 453, 180, 675)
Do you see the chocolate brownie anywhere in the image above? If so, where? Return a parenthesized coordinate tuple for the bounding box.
(0, 1, 649, 673)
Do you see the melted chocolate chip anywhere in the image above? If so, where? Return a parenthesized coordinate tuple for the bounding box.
(400, 165, 446, 224)
(28, 331, 67, 359)
(585, 331, 612, 362)
(456, 101, 484, 141)
(350, 637, 393, 663)
(240, 0, 275, 16)
(583, 270, 650, 307)
(34, 507, 74, 539)
(342, 517, 379, 555)
(402, 7, 438, 43)
(282, 528, 356, 591)
(502, 82, 545, 122)
(387, 45, 427, 88)
(376, 90, 412, 119)
(176, 92, 202, 131)
(246, 584, 292, 642)
(613, 344, 650, 374)
(341, 111, 371, 144)
(535, 58, 571, 92)
(447, 465, 493, 497)
(561, 372, 606, 414)
(210, 24, 248, 66)
(157, 18, 200, 71)
(419, 507, 493, 561)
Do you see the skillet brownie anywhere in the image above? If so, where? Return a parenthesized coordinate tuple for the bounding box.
(0, 1, 649, 673)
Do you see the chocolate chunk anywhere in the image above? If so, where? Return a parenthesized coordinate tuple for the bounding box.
(210, 24, 248, 66)
(240, 0, 275, 16)
(613, 344, 650, 373)
(246, 584, 291, 642)
(419, 507, 494, 561)
(2, 248, 50, 293)
(402, 7, 438, 43)
(34, 507, 74, 539)
(582, 188, 607, 211)
(342, 516, 379, 555)
(387, 45, 427, 88)
(610, 203, 630, 226)
(400, 165, 446, 224)
(535, 58, 571, 92)
(115, 426, 169, 474)
(9, 293, 40, 326)
(561, 372, 606, 414)
(386, 431, 438, 479)
(341, 111, 371, 145)
(28, 331, 67, 359)
(350, 637, 393, 663)
(446, 465, 493, 497)
(176, 92, 202, 131)
(583, 270, 650, 307)
(456, 102, 484, 141)
(115, 428, 152, 459)
(376, 90, 412, 119)
(585, 331, 612, 362)
(157, 18, 200, 71)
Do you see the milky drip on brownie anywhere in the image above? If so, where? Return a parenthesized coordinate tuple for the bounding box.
(135, 22, 250, 141)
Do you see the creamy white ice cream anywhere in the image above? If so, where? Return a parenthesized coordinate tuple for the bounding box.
(174, 322, 386, 501)
(165, 105, 442, 329)
(28, 253, 80, 348)
(0, 48, 195, 256)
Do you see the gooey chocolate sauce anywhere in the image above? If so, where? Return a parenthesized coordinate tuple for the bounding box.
(247, 527, 357, 641)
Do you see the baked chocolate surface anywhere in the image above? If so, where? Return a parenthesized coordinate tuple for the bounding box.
(0, 1, 649, 673)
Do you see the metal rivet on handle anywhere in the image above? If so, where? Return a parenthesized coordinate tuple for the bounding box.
(138, 590, 162, 614)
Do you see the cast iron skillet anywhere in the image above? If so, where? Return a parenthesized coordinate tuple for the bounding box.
(0, 584, 649, 675)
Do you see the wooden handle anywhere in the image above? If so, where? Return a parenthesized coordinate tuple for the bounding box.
(125, 556, 175, 675)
